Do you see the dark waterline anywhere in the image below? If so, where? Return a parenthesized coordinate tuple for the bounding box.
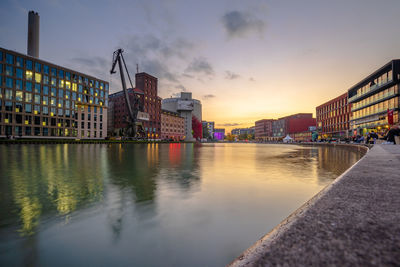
(0, 143, 364, 267)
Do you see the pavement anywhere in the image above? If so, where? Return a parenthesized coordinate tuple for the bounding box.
(229, 145, 400, 266)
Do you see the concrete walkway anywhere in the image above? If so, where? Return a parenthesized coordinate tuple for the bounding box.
(229, 145, 400, 266)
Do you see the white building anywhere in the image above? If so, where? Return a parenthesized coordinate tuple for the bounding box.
(162, 92, 202, 141)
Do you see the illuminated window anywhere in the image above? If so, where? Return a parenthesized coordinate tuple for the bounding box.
(72, 83, 77, 91)
(65, 81, 71, 89)
(16, 91, 23, 101)
(26, 70, 33, 80)
(59, 79, 64, 88)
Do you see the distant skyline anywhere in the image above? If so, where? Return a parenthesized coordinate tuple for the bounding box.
(1, 0, 400, 131)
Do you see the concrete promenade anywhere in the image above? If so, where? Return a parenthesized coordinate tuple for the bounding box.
(229, 145, 400, 266)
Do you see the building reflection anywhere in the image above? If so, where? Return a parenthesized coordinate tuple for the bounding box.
(0, 144, 107, 237)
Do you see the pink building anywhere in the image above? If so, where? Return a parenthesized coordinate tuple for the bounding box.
(161, 109, 184, 141)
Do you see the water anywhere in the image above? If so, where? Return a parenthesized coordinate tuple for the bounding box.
(0, 143, 364, 266)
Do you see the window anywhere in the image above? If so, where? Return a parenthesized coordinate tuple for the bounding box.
(43, 75, 49, 85)
(25, 127, 32, 135)
(43, 86, 49, 95)
(58, 69, 64, 78)
(43, 96, 48, 105)
(34, 105, 40, 115)
(26, 60, 32, 70)
(16, 68, 23, 79)
(6, 54, 14, 65)
(6, 77, 13, 88)
(34, 73, 41, 83)
(43, 65, 49, 74)
(51, 97, 56, 106)
(51, 77, 56, 86)
(16, 114, 22, 124)
(66, 72, 70, 81)
(26, 82, 32, 92)
(58, 108, 63, 116)
(35, 83, 41, 93)
(59, 79, 64, 88)
(51, 68, 57, 76)
(16, 57, 23, 67)
(43, 106, 48, 115)
(35, 62, 41, 72)
(51, 87, 56, 97)
(16, 80, 23, 90)
(51, 108, 56, 116)
(26, 70, 33, 80)
(5, 65, 13, 76)
(58, 89, 63, 98)
(5, 101, 13, 111)
(25, 104, 32, 113)
(16, 91, 23, 101)
(5, 89, 12, 100)
(34, 127, 40, 136)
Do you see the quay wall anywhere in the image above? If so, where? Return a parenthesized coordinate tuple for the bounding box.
(229, 144, 400, 266)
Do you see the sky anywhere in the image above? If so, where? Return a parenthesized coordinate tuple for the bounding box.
(1, 0, 400, 132)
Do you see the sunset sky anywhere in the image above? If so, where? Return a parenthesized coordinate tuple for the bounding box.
(1, 0, 400, 131)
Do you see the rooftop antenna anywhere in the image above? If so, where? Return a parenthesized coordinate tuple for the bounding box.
(136, 64, 139, 73)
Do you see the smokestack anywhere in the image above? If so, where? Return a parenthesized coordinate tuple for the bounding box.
(27, 11, 40, 58)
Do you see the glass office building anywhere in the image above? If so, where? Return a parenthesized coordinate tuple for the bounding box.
(348, 60, 400, 135)
(0, 47, 108, 139)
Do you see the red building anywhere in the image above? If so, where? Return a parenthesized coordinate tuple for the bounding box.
(108, 88, 144, 134)
(135, 73, 162, 139)
(255, 119, 274, 141)
(272, 113, 316, 141)
(316, 93, 351, 139)
(108, 72, 162, 138)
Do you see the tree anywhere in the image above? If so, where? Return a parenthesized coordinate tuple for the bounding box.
(192, 116, 203, 140)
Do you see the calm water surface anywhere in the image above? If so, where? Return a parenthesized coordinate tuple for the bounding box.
(0, 143, 364, 266)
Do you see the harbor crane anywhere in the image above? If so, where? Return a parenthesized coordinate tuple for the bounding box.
(110, 49, 144, 138)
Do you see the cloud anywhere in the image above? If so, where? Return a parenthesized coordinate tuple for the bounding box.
(218, 123, 241, 127)
(221, 10, 265, 38)
(185, 57, 214, 76)
(249, 77, 255, 81)
(225, 71, 240, 80)
(70, 56, 109, 81)
(175, 84, 187, 92)
(203, 94, 216, 99)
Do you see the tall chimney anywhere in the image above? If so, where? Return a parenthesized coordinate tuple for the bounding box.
(27, 11, 40, 58)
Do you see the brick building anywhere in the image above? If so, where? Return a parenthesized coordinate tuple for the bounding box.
(135, 72, 161, 139)
(272, 113, 316, 141)
(316, 93, 351, 139)
(161, 109, 184, 141)
(255, 119, 274, 141)
(108, 72, 161, 139)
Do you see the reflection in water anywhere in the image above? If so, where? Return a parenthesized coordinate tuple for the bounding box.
(0, 144, 363, 267)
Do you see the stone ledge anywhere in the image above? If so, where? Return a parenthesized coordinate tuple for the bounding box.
(228, 144, 400, 266)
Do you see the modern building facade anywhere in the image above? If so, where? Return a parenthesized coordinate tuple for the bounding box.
(0, 47, 108, 138)
(161, 109, 184, 141)
(255, 119, 274, 141)
(162, 92, 202, 141)
(231, 127, 255, 136)
(348, 60, 400, 135)
(202, 120, 214, 139)
(316, 93, 351, 139)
